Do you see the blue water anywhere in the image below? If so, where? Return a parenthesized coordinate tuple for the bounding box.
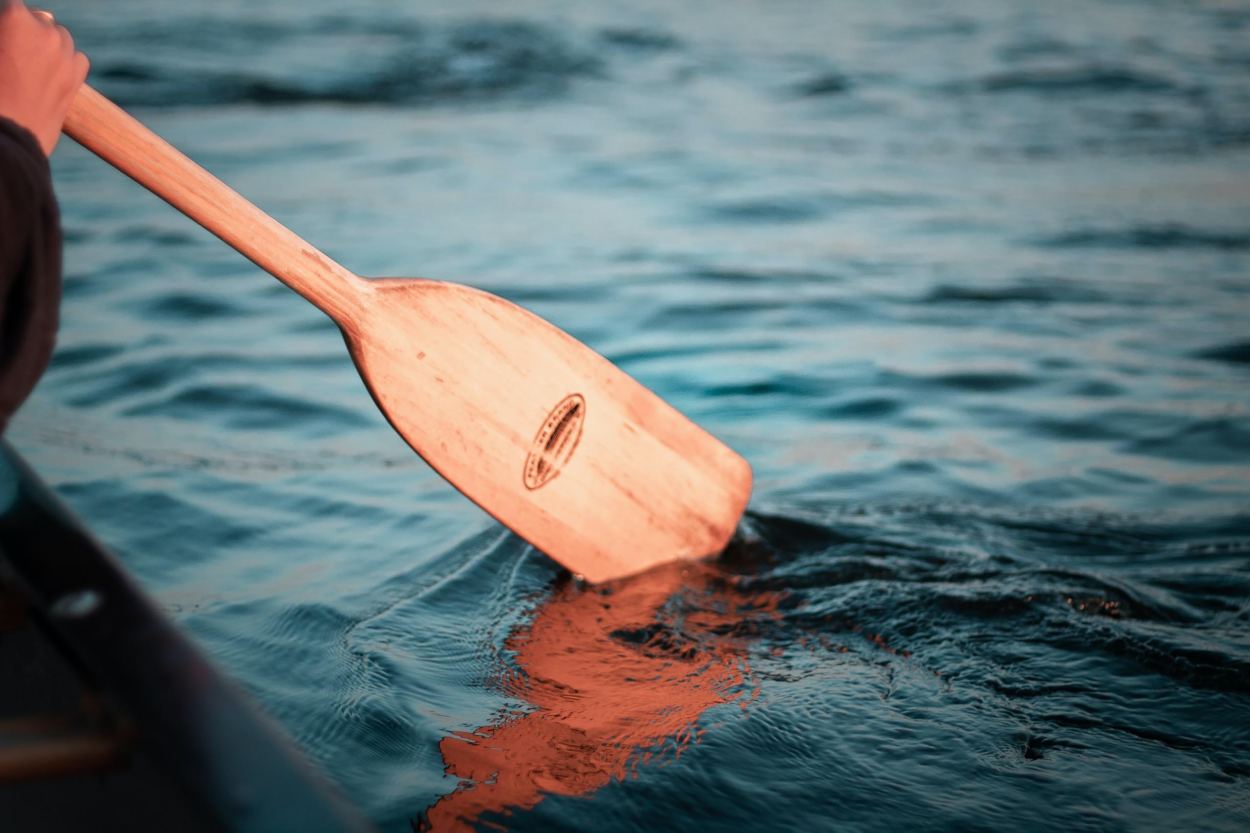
(13, 0, 1250, 830)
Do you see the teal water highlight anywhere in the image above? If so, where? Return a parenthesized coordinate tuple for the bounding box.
(13, 0, 1250, 830)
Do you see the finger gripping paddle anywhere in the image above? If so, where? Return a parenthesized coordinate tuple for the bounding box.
(62, 85, 752, 583)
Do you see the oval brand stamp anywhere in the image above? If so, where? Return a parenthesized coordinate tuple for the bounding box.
(524, 394, 586, 490)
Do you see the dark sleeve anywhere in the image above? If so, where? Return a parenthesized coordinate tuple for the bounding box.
(0, 117, 61, 434)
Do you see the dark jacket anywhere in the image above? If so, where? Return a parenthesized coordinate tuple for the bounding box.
(0, 117, 61, 433)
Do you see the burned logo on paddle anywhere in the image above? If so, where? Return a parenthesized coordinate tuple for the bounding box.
(524, 394, 586, 490)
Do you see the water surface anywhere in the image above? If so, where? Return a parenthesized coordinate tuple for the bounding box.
(13, 1, 1250, 830)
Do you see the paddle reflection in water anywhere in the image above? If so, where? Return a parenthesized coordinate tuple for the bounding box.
(418, 559, 784, 832)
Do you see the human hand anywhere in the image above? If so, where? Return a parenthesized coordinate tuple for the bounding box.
(0, 1, 89, 156)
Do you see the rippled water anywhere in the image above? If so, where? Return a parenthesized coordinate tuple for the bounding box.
(12, 0, 1250, 830)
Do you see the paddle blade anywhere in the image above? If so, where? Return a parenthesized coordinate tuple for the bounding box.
(344, 279, 751, 583)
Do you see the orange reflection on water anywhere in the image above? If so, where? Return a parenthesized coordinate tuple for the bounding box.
(419, 560, 782, 832)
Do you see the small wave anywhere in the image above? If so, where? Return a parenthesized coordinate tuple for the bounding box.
(137, 292, 246, 321)
(125, 383, 371, 434)
(1036, 224, 1250, 251)
(702, 191, 933, 224)
(686, 267, 845, 285)
(1060, 620, 1250, 694)
(731, 504, 1250, 702)
(932, 587, 1042, 620)
(1067, 380, 1124, 397)
(925, 281, 1105, 305)
(702, 195, 832, 224)
(267, 602, 357, 644)
(822, 396, 903, 420)
(597, 27, 681, 52)
(1026, 416, 1126, 442)
(66, 359, 187, 408)
(1193, 340, 1250, 366)
(51, 343, 125, 369)
(92, 20, 603, 108)
(1125, 417, 1250, 463)
(113, 226, 199, 247)
(792, 72, 852, 97)
(704, 377, 825, 398)
(1042, 570, 1201, 623)
(925, 371, 1039, 393)
(970, 66, 1181, 95)
(996, 37, 1077, 62)
(57, 482, 254, 571)
(643, 299, 814, 329)
(875, 18, 979, 41)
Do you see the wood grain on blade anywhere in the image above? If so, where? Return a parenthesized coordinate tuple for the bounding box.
(345, 280, 752, 583)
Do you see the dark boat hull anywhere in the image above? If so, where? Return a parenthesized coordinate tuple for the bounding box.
(0, 441, 374, 833)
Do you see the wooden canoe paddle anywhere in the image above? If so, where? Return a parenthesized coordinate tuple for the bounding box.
(62, 85, 752, 583)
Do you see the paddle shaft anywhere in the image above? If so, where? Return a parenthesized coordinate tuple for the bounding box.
(62, 85, 366, 322)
